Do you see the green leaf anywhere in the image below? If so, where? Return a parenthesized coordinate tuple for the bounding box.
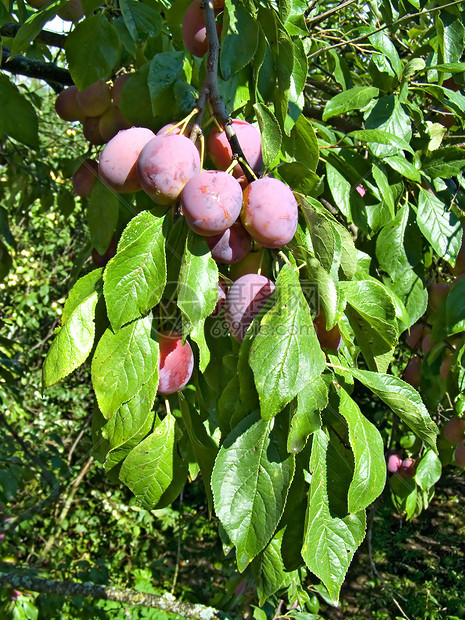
(119, 0, 162, 41)
(322, 86, 379, 121)
(384, 154, 420, 182)
(254, 103, 281, 169)
(372, 160, 394, 217)
(221, 4, 259, 80)
(103, 374, 157, 471)
(212, 412, 295, 572)
(375, 204, 411, 279)
(305, 258, 338, 328)
(91, 315, 159, 420)
(178, 231, 218, 329)
(415, 449, 442, 491)
(10, 0, 68, 56)
(338, 389, 386, 513)
(253, 532, 296, 606)
(302, 429, 366, 605)
(348, 130, 414, 155)
(274, 32, 293, 132)
(87, 180, 119, 256)
(325, 161, 352, 221)
(446, 277, 465, 335)
(278, 162, 319, 195)
(287, 377, 327, 454)
(417, 187, 462, 265)
(422, 147, 465, 179)
(436, 11, 465, 66)
(62, 269, 102, 324)
(178, 392, 218, 515)
(369, 30, 402, 78)
(65, 15, 121, 89)
(119, 412, 176, 509)
(147, 51, 185, 116)
(43, 291, 99, 387)
(287, 115, 319, 172)
(0, 75, 39, 148)
(249, 265, 326, 420)
(103, 211, 166, 331)
(365, 95, 411, 158)
(346, 368, 439, 451)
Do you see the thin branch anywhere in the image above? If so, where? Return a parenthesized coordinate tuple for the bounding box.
(307, 0, 465, 60)
(192, 0, 255, 183)
(1, 47, 73, 87)
(306, 0, 359, 27)
(0, 23, 66, 48)
(0, 572, 230, 619)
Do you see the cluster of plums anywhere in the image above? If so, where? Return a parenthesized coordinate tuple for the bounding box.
(55, 80, 300, 395)
(386, 451, 417, 478)
(55, 76, 131, 147)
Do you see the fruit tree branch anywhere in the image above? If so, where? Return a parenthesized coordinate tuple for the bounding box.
(1, 47, 73, 87)
(0, 23, 66, 48)
(0, 572, 230, 619)
(191, 0, 255, 182)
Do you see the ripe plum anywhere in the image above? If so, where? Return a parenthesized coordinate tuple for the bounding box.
(99, 127, 155, 193)
(181, 170, 243, 235)
(207, 221, 251, 263)
(241, 177, 298, 248)
(225, 273, 275, 342)
(137, 134, 201, 204)
(157, 332, 194, 394)
(207, 119, 262, 178)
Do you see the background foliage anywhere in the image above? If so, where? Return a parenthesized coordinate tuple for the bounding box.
(0, 0, 465, 617)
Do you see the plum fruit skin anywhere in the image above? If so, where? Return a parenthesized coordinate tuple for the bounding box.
(387, 452, 402, 473)
(313, 310, 342, 350)
(99, 105, 131, 143)
(72, 159, 98, 197)
(82, 117, 105, 145)
(99, 127, 155, 193)
(182, 0, 222, 58)
(207, 119, 263, 178)
(402, 356, 422, 388)
(137, 134, 201, 205)
(211, 280, 227, 316)
(229, 248, 265, 280)
(225, 273, 275, 342)
(77, 80, 112, 118)
(444, 416, 465, 443)
(112, 74, 132, 106)
(207, 221, 251, 264)
(55, 86, 85, 122)
(181, 170, 243, 236)
(157, 333, 194, 395)
(455, 440, 465, 468)
(241, 177, 298, 249)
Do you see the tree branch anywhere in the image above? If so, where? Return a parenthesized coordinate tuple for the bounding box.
(306, 0, 359, 27)
(0, 23, 66, 48)
(1, 47, 73, 87)
(0, 572, 230, 619)
(192, 0, 255, 182)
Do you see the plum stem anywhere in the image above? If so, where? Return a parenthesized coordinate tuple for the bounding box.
(192, 0, 255, 183)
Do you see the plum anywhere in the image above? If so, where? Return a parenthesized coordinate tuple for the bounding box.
(207, 221, 251, 263)
(443, 416, 465, 443)
(157, 332, 194, 395)
(111, 74, 132, 106)
(91, 237, 117, 268)
(455, 440, 465, 468)
(313, 310, 342, 350)
(82, 116, 105, 145)
(207, 119, 263, 178)
(55, 85, 85, 122)
(241, 177, 298, 248)
(77, 80, 111, 117)
(72, 159, 98, 197)
(386, 452, 402, 473)
(182, 0, 222, 58)
(99, 127, 155, 193)
(137, 134, 201, 204)
(229, 247, 265, 280)
(225, 273, 275, 342)
(402, 356, 422, 388)
(181, 170, 243, 236)
(99, 105, 131, 143)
